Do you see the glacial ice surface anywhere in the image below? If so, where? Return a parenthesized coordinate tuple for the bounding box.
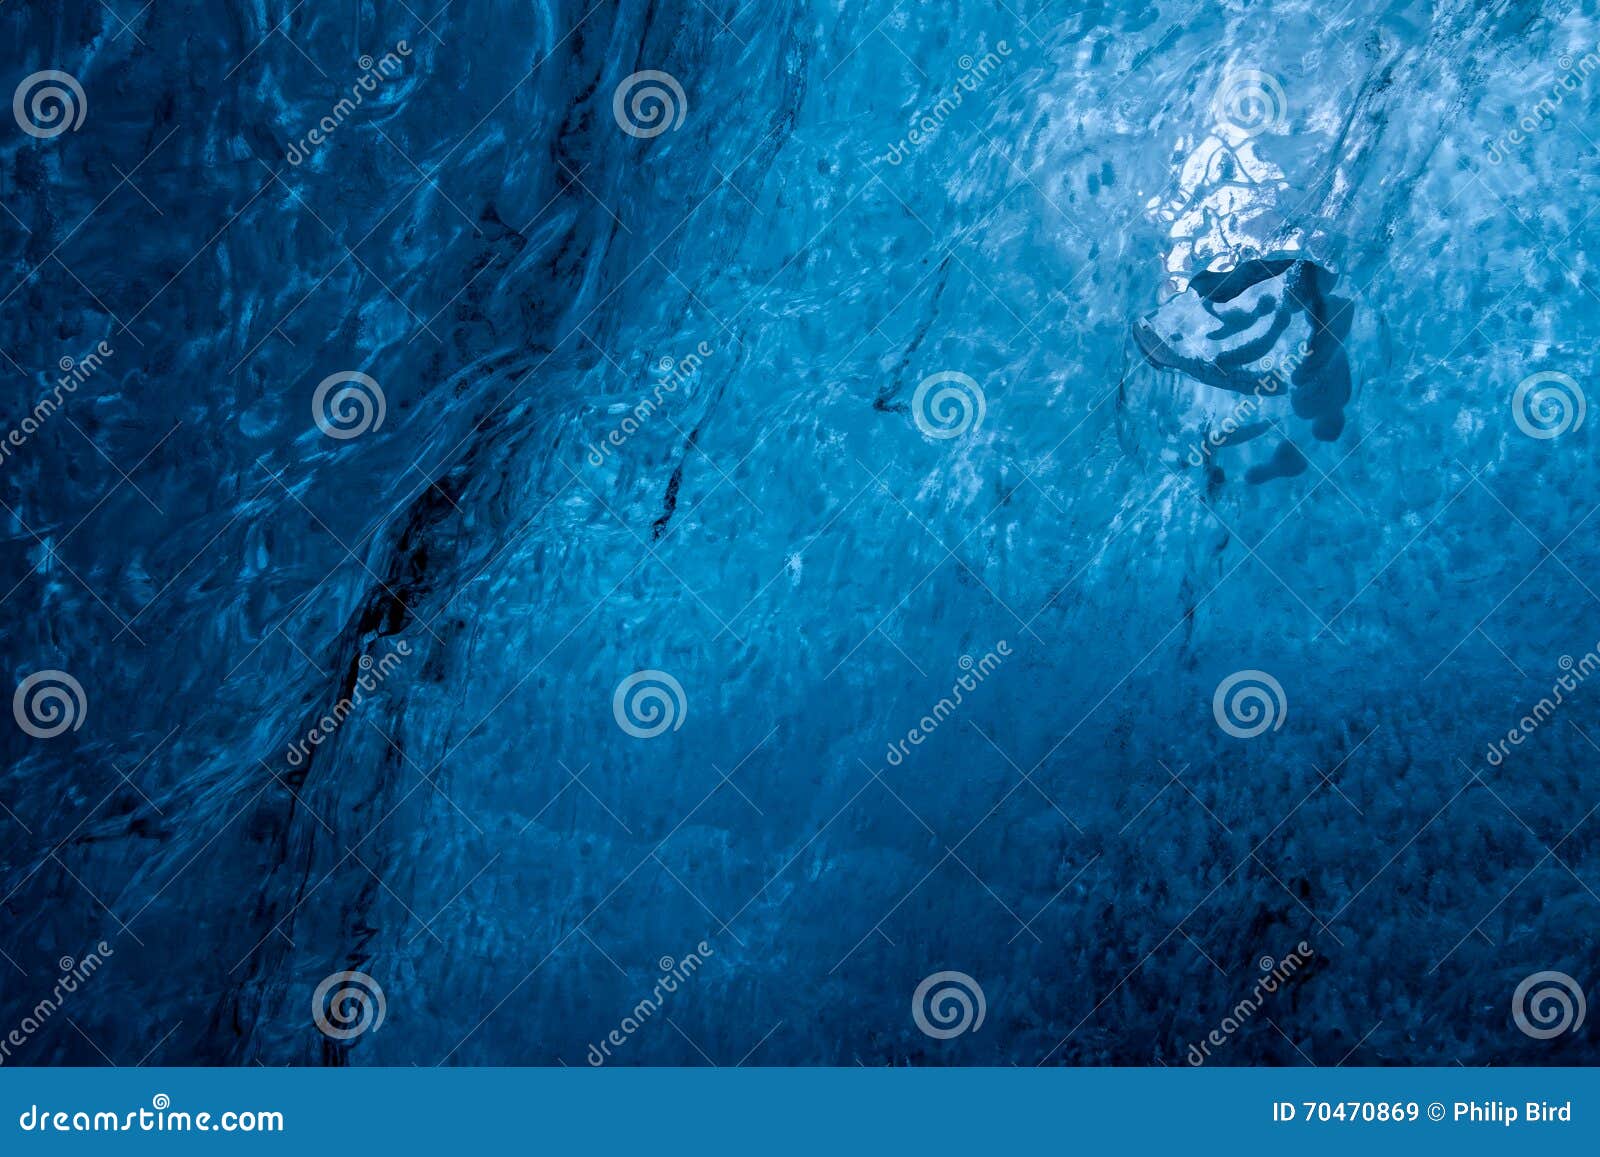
(2, 0, 1598, 1065)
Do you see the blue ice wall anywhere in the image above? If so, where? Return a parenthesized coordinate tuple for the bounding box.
(1, 0, 1598, 1066)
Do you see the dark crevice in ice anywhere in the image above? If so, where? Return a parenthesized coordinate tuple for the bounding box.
(875, 254, 953, 414)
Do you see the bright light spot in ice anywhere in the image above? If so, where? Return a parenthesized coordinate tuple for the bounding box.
(1145, 128, 1299, 294)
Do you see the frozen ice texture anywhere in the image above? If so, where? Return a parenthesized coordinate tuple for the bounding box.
(1, 0, 1597, 1066)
